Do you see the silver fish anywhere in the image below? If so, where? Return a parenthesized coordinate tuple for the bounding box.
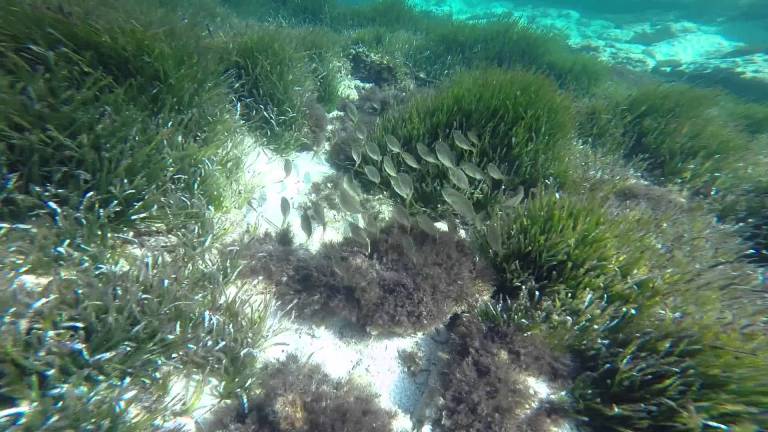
(364, 165, 381, 183)
(301, 210, 313, 240)
(448, 167, 470, 190)
(393, 173, 413, 199)
(280, 197, 290, 222)
(383, 155, 397, 177)
(385, 134, 402, 153)
(417, 142, 439, 164)
(435, 140, 455, 168)
(452, 130, 474, 151)
(401, 151, 421, 169)
(442, 187, 475, 220)
(487, 163, 506, 180)
(416, 214, 439, 237)
(392, 204, 411, 227)
(460, 161, 485, 180)
(365, 140, 382, 161)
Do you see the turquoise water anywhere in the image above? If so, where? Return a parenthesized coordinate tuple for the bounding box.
(1, 1, 766, 431)
(415, 0, 768, 101)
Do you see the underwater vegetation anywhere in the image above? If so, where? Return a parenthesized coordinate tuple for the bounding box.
(431, 314, 571, 432)
(578, 82, 768, 261)
(477, 187, 653, 301)
(622, 86, 748, 186)
(207, 354, 395, 431)
(346, 16, 608, 91)
(0, 0, 249, 231)
(221, 0, 341, 25)
(474, 183, 768, 431)
(223, 0, 608, 91)
(228, 29, 315, 143)
(245, 223, 492, 335)
(0, 0, 284, 428)
(407, 17, 609, 90)
(0, 217, 276, 430)
(227, 26, 343, 151)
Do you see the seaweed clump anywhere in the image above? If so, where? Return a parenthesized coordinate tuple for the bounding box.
(0, 0, 248, 229)
(412, 18, 608, 91)
(247, 223, 492, 335)
(431, 314, 571, 432)
(578, 83, 768, 261)
(0, 219, 277, 430)
(474, 182, 768, 431)
(207, 354, 394, 432)
(479, 188, 652, 301)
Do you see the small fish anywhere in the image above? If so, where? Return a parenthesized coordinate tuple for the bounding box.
(383, 155, 397, 177)
(393, 173, 413, 199)
(486, 222, 502, 252)
(348, 221, 370, 253)
(392, 204, 411, 228)
(416, 214, 439, 237)
(301, 210, 313, 240)
(365, 140, 382, 161)
(435, 141, 455, 168)
(401, 151, 421, 169)
(338, 185, 363, 214)
(351, 143, 363, 166)
(502, 186, 525, 208)
(417, 142, 439, 164)
(364, 165, 381, 183)
(467, 130, 481, 146)
(343, 174, 362, 196)
(452, 130, 474, 151)
(283, 159, 292, 179)
(348, 104, 360, 124)
(460, 161, 485, 180)
(280, 197, 290, 222)
(385, 135, 402, 153)
(442, 187, 475, 220)
(486, 163, 506, 180)
(448, 167, 470, 190)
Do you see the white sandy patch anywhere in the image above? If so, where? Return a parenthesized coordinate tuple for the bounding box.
(262, 319, 441, 432)
(243, 142, 345, 251)
(643, 32, 735, 63)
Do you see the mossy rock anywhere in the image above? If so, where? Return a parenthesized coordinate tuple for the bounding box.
(347, 44, 408, 88)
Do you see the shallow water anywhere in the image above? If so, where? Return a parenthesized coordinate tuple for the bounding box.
(1, 1, 766, 431)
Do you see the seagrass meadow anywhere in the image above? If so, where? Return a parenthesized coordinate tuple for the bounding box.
(1, 0, 767, 431)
